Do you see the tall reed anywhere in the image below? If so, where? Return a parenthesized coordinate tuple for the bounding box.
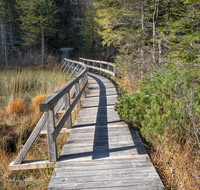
(0, 68, 70, 106)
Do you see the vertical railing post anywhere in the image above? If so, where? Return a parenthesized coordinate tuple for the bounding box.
(46, 108, 57, 162)
(113, 65, 116, 82)
(76, 81, 81, 108)
(108, 64, 110, 79)
(81, 76, 86, 98)
(86, 61, 89, 71)
(60, 60, 66, 71)
(100, 62, 102, 76)
(85, 72, 88, 89)
(63, 92, 72, 129)
(93, 62, 95, 73)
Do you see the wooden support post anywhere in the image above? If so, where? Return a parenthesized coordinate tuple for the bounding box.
(113, 66, 116, 82)
(76, 81, 81, 108)
(108, 65, 110, 79)
(63, 92, 72, 129)
(86, 61, 89, 71)
(60, 60, 66, 71)
(93, 62, 95, 73)
(85, 73, 88, 89)
(66, 62, 73, 75)
(76, 65, 80, 76)
(81, 76, 86, 98)
(100, 62, 102, 76)
(63, 61, 69, 73)
(46, 109, 57, 162)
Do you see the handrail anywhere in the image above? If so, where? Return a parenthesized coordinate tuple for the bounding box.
(9, 57, 115, 170)
(10, 60, 88, 168)
(79, 57, 116, 81)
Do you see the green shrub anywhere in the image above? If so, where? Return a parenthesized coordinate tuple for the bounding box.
(115, 64, 200, 146)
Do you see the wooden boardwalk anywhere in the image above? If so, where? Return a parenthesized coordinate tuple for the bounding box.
(48, 73, 164, 190)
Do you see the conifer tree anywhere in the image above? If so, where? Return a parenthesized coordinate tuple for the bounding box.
(17, 0, 57, 65)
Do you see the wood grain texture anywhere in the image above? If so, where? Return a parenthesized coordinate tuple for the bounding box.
(48, 72, 164, 189)
(9, 160, 55, 171)
(46, 109, 57, 162)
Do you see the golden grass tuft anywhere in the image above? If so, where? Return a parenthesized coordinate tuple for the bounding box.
(6, 98, 27, 114)
(31, 94, 49, 110)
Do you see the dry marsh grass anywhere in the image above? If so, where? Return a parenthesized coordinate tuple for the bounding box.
(150, 141, 200, 190)
(0, 66, 83, 189)
(6, 98, 27, 114)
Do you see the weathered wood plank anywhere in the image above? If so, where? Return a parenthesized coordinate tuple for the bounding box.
(47, 72, 164, 189)
(46, 109, 57, 162)
(9, 160, 55, 171)
(79, 57, 115, 67)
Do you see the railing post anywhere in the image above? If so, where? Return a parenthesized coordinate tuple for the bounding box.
(100, 62, 102, 76)
(81, 76, 86, 98)
(93, 62, 94, 73)
(46, 108, 57, 162)
(63, 92, 72, 129)
(108, 65, 110, 79)
(85, 72, 88, 89)
(86, 61, 89, 71)
(60, 60, 66, 71)
(113, 65, 116, 82)
(76, 81, 81, 108)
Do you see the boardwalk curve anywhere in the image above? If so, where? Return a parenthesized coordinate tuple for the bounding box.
(48, 73, 164, 190)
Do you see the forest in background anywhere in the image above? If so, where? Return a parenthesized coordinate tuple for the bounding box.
(1, 0, 200, 189)
(1, 0, 200, 79)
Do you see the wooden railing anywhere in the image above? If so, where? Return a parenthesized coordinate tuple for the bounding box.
(9, 61, 88, 170)
(79, 57, 116, 82)
(9, 57, 115, 170)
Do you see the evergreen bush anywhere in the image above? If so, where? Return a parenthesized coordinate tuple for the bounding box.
(115, 64, 200, 146)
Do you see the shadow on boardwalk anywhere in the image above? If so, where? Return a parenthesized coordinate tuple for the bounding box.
(49, 72, 164, 190)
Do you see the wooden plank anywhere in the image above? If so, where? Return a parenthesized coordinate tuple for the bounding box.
(48, 176, 163, 188)
(9, 160, 55, 171)
(86, 64, 114, 76)
(46, 71, 164, 189)
(40, 128, 71, 135)
(58, 154, 149, 162)
(55, 158, 150, 168)
(79, 57, 115, 67)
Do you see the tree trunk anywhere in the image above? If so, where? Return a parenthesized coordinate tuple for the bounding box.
(1, 20, 4, 63)
(9, 6, 13, 58)
(152, 3, 156, 66)
(141, 2, 144, 30)
(41, 29, 45, 65)
(167, 0, 170, 28)
(1, 20, 8, 66)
